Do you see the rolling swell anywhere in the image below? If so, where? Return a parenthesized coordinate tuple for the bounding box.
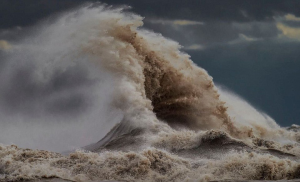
(1, 4, 300, 182)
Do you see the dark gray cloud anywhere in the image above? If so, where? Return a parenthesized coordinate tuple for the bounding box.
(280, 21, 300, 28)
(2, 0, 300, 30)
(145, 21, 240, 46)
(108, 0, 300, 23)
(0, 0, 296, 46)
(144, 20, 280, 49)
(0, 0, 82, 29)
(231, 22, 279, 39)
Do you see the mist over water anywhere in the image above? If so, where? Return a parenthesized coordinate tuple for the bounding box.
(0, 6, 125, 151)
(0, 4, 299, 182)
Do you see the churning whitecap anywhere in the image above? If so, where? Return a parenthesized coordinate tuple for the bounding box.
(0, 4, 299, 182)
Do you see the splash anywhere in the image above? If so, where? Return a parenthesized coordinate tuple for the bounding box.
(0, 4, 299, 182)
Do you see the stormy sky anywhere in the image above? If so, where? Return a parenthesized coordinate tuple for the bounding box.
(1, 0, 300, 126)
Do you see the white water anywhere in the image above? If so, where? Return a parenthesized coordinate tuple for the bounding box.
(0, 4, 299, 182)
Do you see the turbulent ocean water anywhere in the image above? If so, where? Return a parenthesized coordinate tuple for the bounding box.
(0, 4, 300, 182)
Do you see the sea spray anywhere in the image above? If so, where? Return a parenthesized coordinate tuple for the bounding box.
(0, 4, 299, 182)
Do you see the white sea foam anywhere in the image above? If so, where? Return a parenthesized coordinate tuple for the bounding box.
(0, 4, 299, 182)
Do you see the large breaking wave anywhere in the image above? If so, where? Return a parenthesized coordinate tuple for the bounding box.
(0, 4, 299, 182)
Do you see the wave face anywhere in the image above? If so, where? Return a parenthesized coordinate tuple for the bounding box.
(0, 4, 300, 182)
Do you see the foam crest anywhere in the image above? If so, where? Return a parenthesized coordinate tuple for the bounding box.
(0, 4, 299, 182)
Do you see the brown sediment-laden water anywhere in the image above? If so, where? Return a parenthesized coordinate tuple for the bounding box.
(0, 4, 299, 182)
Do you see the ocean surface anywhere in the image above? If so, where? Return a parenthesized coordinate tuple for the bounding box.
(0, 4, 299, 182)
